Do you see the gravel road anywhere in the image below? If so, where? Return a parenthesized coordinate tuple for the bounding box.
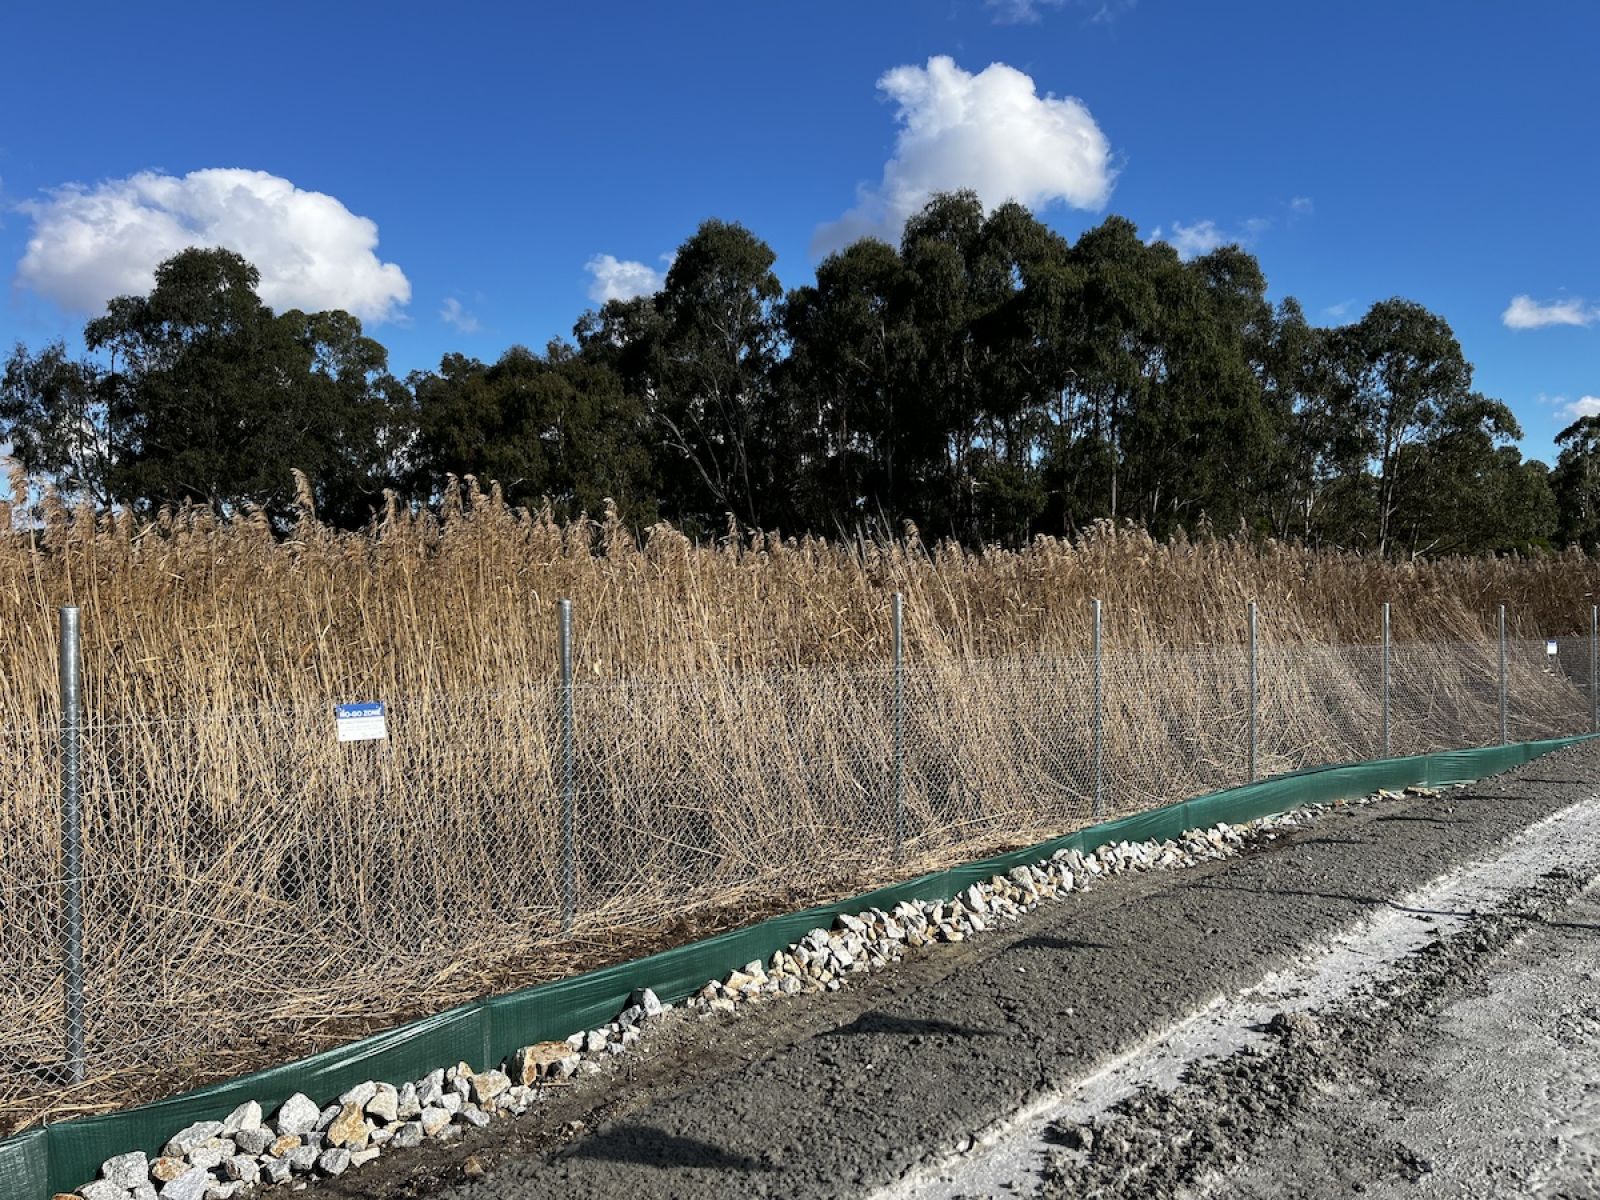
(1178, 887, 1600, 1198)
(322, 741, 1600, 1200)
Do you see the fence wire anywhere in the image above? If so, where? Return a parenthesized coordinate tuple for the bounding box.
(0, 629, 1593, 1131)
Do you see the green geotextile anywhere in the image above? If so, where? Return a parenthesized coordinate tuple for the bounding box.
(5, 733, 1591, 1199)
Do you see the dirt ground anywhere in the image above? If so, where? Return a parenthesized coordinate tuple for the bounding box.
(309, 742, 1600, 1200)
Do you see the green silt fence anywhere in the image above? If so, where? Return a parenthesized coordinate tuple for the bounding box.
(3, 734, 1589, 1199)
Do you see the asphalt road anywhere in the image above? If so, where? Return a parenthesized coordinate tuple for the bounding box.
(322, 741, 1600, 1200)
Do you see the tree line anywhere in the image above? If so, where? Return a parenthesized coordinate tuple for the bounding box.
(6, 190, 1598, 555)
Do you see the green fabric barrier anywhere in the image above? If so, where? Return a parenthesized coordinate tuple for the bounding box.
(4, 733, 1589, 1199)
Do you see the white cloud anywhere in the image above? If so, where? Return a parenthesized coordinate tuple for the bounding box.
(1560, 396, 1600, 421)
(986, 0, 1063, 23)
(439, 297, 480, 334)
(1502, 294, 1596, 330)
(1150, 217, 1268, 261)
(1323, 300, 1357, 325)
(1290, 195, 1314, 216)
(15, 168, 410, 323)
(1153, 220, 1223, 259)
(1171, 222, 1220, 258)
(584, 254, 665, 304)
(813, 56, 1115, 255)
(990, 0, 1134, 23)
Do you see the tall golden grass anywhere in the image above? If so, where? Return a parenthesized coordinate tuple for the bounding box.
(0, 476, 1596, 1131)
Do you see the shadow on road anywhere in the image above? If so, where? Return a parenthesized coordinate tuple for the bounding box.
(1011, 934, 1117, 952)
(564, 1126, 775, 1171)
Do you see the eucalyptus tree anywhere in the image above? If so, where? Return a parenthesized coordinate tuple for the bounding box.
(1552, 415, 1600, 552)
(409, 342, 654, 524)
(5, 247, 408, 525)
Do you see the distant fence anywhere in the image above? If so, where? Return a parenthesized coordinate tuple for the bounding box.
(1, 599, 1595, 1131)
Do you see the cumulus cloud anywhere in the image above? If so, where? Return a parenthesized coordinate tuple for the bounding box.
(1561, 396, 1600, 421)
(584, 254, 665, 304)
(1148, 217, 1268, 261)
(813, 56, 1115, 255)
(989, 0, 1134, 23)
(1502, 294, 1596, 330)
(986, 0, 1063, 23)
(16, 168, 410, 323)
(1290, 195, 1314, 217)
(439, 297, 480, 334)
(1154, 220, 1225, 259)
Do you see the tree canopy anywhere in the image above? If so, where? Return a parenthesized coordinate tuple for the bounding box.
(1, 201, 1562, 555)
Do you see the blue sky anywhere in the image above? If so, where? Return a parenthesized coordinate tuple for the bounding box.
(2, 0, 1596, 462)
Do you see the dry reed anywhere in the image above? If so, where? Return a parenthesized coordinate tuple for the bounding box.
(0, 477, 1596, 1133)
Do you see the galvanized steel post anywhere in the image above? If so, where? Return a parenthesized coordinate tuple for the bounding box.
(1381, 602, 1391, 758)
(1591, 605, 1598, 735)
(58, 606, 85, 1084)
(559, 599, 576, 933)
(893, 592, 906, 855)
(1498, 604, 1508, 745)
(1248, 601, 1259, 782)
(1091, 598, 1104, 818)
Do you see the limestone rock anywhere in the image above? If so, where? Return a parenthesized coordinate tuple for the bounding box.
(155, 1167, 210, 1200)
(184, 1140, 230, 1173)
(419, 1108, 451, 1138)
(221, 1157, 259, 1186)
(101, 1150, 150, 1190)
(220, 1101, 261, 1137)
(469, 1070, 510, 1105)
(150, 1159, 189, 1184)
(259, 1158, 290, 1186)
(325, 1102, 371, 1149)
(233, 1127, 273, 1157)
(162, 1122, 223, 1160)
(285, 1145, 318, 1173)
(339, 1081, 378, 1108)
(366, 1081, 399, 1123)
(510, 1042, 579, 1085)
(396, 1080, 422, 1119)
(273, 1093, 320, 1137)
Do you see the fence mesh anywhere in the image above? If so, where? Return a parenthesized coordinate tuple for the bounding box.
(0, 630, 1593, 1132)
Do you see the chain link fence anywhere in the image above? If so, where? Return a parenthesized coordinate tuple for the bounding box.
(1, 603, 1595, 1131)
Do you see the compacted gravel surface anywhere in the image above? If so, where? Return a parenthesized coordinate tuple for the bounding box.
(320, 741, 1600, 1200)
(1166, 888, 1600, 1199)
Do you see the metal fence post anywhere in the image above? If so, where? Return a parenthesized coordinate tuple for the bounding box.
(1247, 601, 1258, 782)
(1498, 603, 1508, 745)
(1381, 602, 1391, 758)
(1591, 605, 1597, 735)
(59, 606, 85, 1084)
(892, 592, 906, 855)
(1091, 598, 1104, 818)
(558, 599, 576, 933)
